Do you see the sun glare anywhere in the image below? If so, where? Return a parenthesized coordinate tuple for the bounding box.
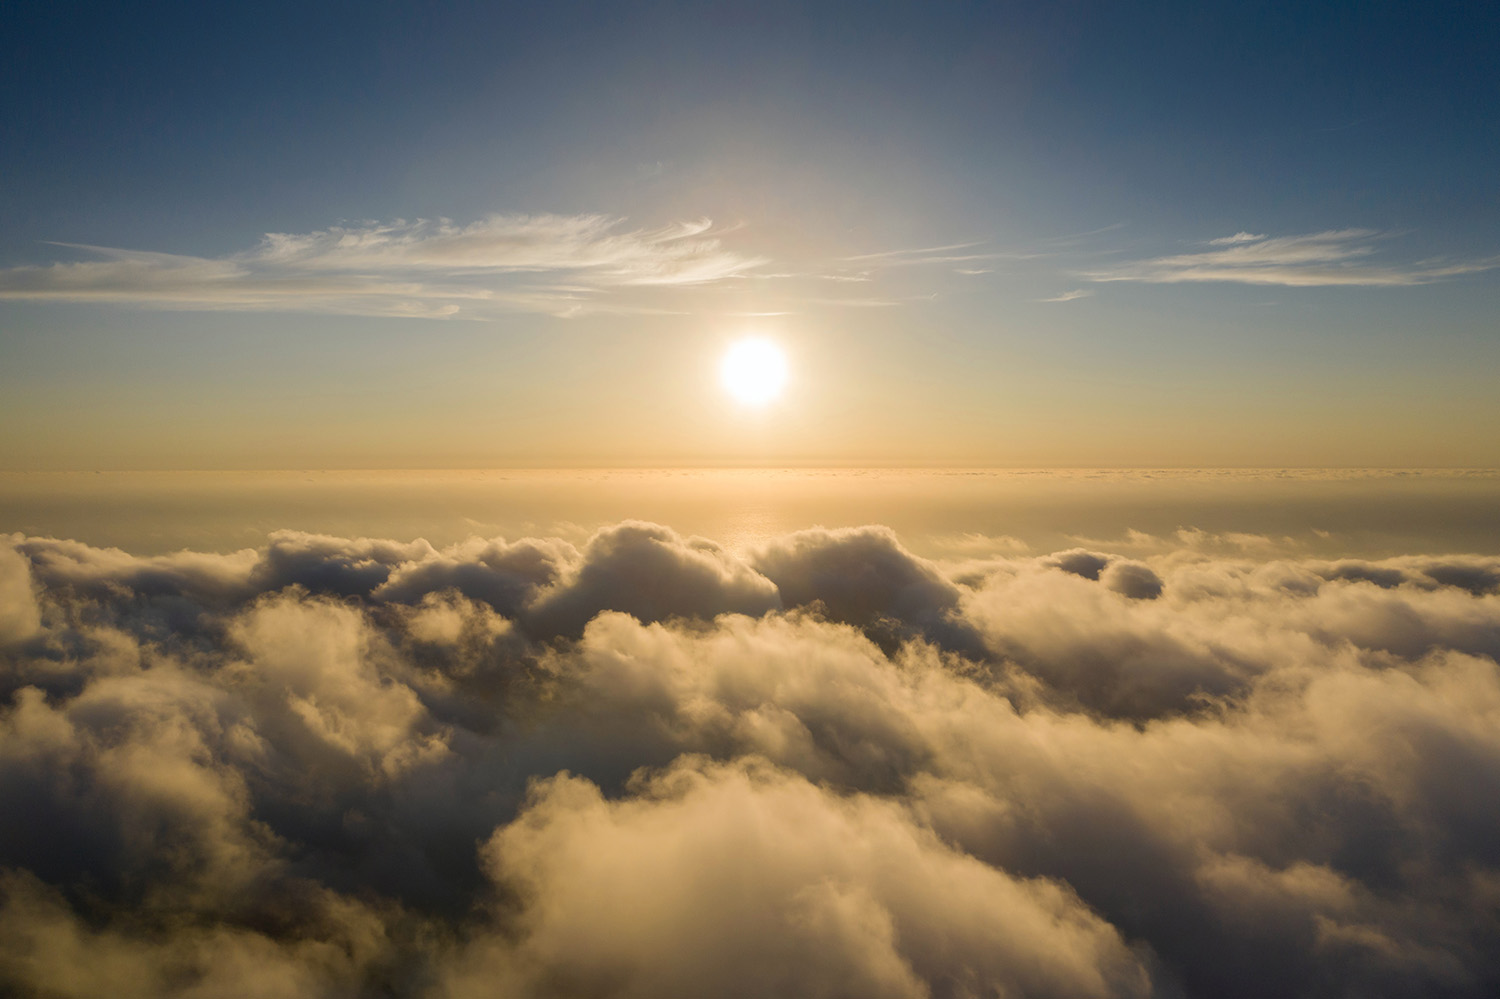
(720, 338, 788, 406)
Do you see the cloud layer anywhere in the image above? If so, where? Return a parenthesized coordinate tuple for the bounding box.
(4, 522, 1500, 996)
(0, 215, 764, 318)
(5, 221, 1491, 323)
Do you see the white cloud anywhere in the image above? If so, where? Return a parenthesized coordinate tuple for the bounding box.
(449, 755, 1149, 999)
(1208, 231, 1267, 245)
(0, 215, 766, 319)
(1087, 229, 1500, 287)
(829, 241, 1046, 286)
(843, 241, 1047, 267)
(1038, 288, 1092, 302)
(0, 543, 42, 645)
(841, 240, 994, 264)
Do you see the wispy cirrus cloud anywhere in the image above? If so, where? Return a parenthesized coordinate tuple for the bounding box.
(1038, 288, 1091, 303)
(844, 241, 1047, 267)
(818, 239, 1048, 284)
(842, 240, 1001, 266)
(0, 214, 766, 319)
(1085, 229, 1499, 287)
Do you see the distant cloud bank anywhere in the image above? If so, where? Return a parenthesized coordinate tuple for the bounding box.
(4, 522, 1500, 996)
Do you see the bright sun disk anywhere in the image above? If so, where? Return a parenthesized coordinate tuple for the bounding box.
(720, 338, 788, 406)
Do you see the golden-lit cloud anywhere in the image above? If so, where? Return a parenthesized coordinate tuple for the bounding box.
(4, 522, 1500, 996)
(6, 219, 1488, 332)
(0, 215, 766, 319)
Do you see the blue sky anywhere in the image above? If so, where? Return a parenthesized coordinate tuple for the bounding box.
(2, 1, 1498, 468)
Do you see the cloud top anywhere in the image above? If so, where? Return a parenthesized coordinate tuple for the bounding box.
(5, 523, 1500, 996)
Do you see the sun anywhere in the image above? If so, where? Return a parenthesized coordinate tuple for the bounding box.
(720, 338, 788, 406)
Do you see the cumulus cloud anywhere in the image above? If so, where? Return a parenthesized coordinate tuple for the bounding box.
(448, 756, 1149, 999)
(752, 525, 983, 654)
(0, 543, 41, 645)
(0, 215, 766, 318)
(5, 524, 1500, 996)
(1046, 547, 1112, 581)
(529, 522, 781, 639)
(1086, 229, 1500, 287)
(1100, 560, 1163, 600)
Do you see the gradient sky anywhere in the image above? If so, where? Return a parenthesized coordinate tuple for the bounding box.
(3, 0, 1498, 469)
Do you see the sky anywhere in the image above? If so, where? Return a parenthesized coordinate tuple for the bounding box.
(2, 1, 1497, 468)
(9, 8, 1500, 997)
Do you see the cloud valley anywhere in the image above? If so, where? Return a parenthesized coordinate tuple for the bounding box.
(3, 522, 1500, 997)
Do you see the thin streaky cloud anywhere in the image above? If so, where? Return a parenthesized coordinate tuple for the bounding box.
(808, 296, 900, 308)
(1041, 222, 1128, 245)
(1086, 229, 1500, 287)
(919, 252, 1042, 265)
(842, 240, 1050, 268)
(1038, 289, 1092, 302)
(842, 240, 989, 262)
(1207, 231, 1267, 245)
(762, 238, 1054, 289)
(880, 251, 1048, 267)
(0, 215, 767, 319)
